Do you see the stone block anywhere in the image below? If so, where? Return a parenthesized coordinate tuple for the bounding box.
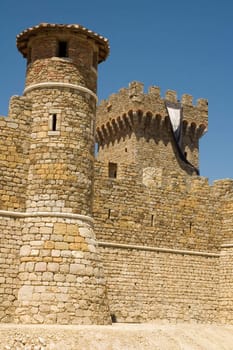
(66, 274, 76, 283)
(60, 264, 69, 273)
(79, 227, 92, 238)
(42, 272, 54, 281)
(47, 262, 59, 272)
(44, 241, 55, 249)
(54, 274, 65, 282)
(67, 224, 79, 236)
(55, 242, 69, 250)
(39, 304, 51, 313)
(51, 249, 61, 257)
(70, 263, 86, 275)
(80, 243, 88, 252)
(20, 245, 31, 257)
(43, 257, 53, 262)
(18, 285, 33, 301)
(54, 223, 67, 235)
(64, 235, 75, 243)
(31, 249, 39, 256)
(18, 272, 29, 281)
(71, 251, 84, 259)
(35, 262, 47, 272)
(69, 243, 81, 251)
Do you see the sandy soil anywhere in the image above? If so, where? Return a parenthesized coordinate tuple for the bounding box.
(1, 322, 233, 349)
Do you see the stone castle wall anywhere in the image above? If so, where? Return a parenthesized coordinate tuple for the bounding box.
(1, 106, 232, 324)
(214, 180, 233, 323)
(93, 161, 233, 323)
(99, 247, 219, 323)
(0, 96, 32, 322)
(0, 23, 233, 326)
(93, 162, 221, 251)
(0, 215, 23, 322)
(0, 96, 31, 211)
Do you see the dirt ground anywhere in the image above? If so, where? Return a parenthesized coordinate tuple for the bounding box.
(1, 322, 233, 349)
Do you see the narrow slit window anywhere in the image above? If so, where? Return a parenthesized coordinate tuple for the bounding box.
(151, 214, 154, 227)
(190, 222, 192, 233)
(58, 41, 68, 57)
(108, 209, 111, 219)
(108, 162, 117, 178)
(52, 114, 57, 131)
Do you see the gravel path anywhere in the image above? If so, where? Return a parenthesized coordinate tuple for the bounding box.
(1, 323, 233, 349)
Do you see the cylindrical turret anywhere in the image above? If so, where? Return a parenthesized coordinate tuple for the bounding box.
(15, 23, 111, 324)
(17, 23, 109, 215)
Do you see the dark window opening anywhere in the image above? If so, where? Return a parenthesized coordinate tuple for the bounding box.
(52, 114, 57, 131)
(111, 314, 117, 323)
(184, 151, 187, 159)
(108, 209, 111, 219)
(108, 162, 117, 178)
(189, 222, 192, 233)
(58, 41, 68, 58)
(92, 51, 98, 69)
(125, 147, 127, 152)
(151, 214, 155, 227)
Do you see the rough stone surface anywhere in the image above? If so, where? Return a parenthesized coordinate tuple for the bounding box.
(0, 22, 233, 328)
(0, 23, 110, 325)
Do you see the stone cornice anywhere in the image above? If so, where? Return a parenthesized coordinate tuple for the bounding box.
(0, 210, 94, 224)
(98, 241, 220, 258)
(24, 82, 98, 101)
(17, 23, 110, 63)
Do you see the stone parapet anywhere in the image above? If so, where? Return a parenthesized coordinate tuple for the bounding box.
(97, 81, 208, 139)
(17, 23, 109, 63)
(96, 82, 208, 175)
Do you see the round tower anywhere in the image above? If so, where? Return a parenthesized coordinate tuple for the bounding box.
(17, 23, 109, 214)
(15, 23, 111, 324)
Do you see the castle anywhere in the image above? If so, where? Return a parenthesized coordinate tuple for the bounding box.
(0, 23, 232, 325)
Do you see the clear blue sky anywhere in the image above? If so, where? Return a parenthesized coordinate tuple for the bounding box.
(0, 0, 232, 183)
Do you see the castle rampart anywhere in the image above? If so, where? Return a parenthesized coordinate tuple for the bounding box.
(0, 23, 233, 326)
(97, 82, 208, 129)
(93, 161, 223, 323)
(96, 82, 208, 175)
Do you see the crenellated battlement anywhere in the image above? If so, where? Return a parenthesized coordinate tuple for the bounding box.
(96, 81, 208, 145)
(211, 179, 233, 198)
(96, 81, 208, 175)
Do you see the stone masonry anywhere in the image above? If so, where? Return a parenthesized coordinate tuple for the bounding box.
(0, 23, 233, 325)
(0, 23, 110, 325)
